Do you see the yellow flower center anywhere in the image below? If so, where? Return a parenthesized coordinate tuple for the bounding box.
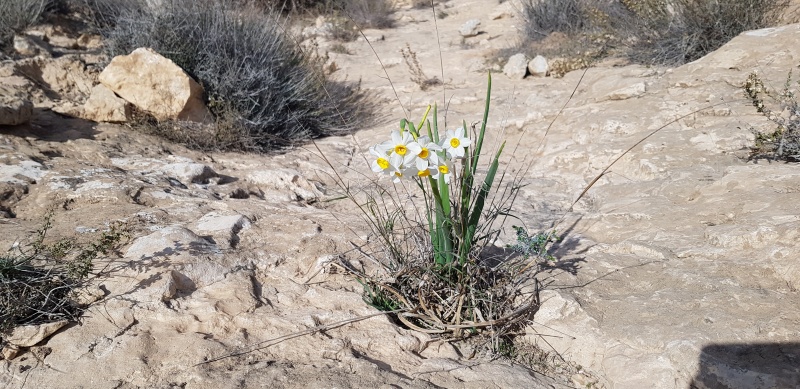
(377, 158, 389, 170)
(394, 145, 407, 155)
(438, 165, 449, 174)
(450, 138, 460, 148)
(418, 169, 431, 177)
(394, 171, 403, 178)
(419, 148, 429, 159)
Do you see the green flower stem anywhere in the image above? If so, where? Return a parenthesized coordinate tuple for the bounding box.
(428, 177, 453, 265)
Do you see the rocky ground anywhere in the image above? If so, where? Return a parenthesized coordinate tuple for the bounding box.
(2, 1, 800, 388)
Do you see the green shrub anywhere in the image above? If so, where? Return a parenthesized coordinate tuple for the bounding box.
(744, 71, 800, 161)
(101, 0, 374, 151)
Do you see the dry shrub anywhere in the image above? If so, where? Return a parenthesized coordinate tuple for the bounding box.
(518, 0, 792, 68)
(400, 43, 441, 90)
(516, 0, 630, 75)
(346, 0, 394, 29)
(410, 0, 444, 9)
(100, 0, 376, 152)
(257, 0, 394, 29)
(627, 0, 792, 65)
(0, 0, 50, 50)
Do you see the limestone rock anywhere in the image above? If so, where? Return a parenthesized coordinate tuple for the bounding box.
(125, 225, 217, 260)
(82, 84, 132, 122)
(76, 33, 102, 50)
(248, 169, 322, 202)
(159, 162, 217, 185)
(0, 159, 45, 185)
(99, 47, 211, 123)
(503, 53, 528, 79)
(192, 211, 251, 249)
(490, 9, 513, 20)
(0, 181, 28, 217)
(605, 82, 646, 100)
(459, 19, 481, 37)
(0, 79, 34, 126)
(6, 320, 69, 348)
(13, 56, 95, 101)
(527, 55, 549, 77)
(160, 270, 195, 301)
(1, 345, 20, 360)
(13, 35, 48, 57)
(0, 97, 33, 125)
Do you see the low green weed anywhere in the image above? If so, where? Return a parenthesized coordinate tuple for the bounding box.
(0, 213, 127, 335)
(744, 70, 800, 161)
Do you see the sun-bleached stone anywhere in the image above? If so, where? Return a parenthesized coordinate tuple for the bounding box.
(82, 84, 132, 122)
(99, 47, 211, 123)
(503, 53, 528, 79)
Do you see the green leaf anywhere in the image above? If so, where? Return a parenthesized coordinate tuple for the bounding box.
(461, 141, 505, 263)
(470, 71, 492, 176)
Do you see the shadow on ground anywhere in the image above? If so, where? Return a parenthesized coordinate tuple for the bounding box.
(0, 109, 99, 141)
(689, 342, 800, 389)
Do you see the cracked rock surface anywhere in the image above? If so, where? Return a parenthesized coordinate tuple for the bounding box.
(2, 1, 800, 388)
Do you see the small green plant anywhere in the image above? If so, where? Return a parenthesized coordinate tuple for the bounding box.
(508, 226, 557, 263)
(0, 212, 127, 335)
(744, 70, 800, 161)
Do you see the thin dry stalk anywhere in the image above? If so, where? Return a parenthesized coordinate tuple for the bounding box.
(401, 43, 442, 91)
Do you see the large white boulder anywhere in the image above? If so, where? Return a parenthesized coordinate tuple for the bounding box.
(99, 47, 211, 123)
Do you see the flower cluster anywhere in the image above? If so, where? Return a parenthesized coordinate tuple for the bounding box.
(370, 127, 472, 183)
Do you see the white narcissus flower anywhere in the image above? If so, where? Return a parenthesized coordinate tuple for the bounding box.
(416, 165, 439, 180)
(370, 144, 392, 174)
(388, 130, 422, 161)
(414, 136, 443, 171)
(389, 152, 416, 183)
(437, 160, 454, 184)
(441, 127, 472, 159)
